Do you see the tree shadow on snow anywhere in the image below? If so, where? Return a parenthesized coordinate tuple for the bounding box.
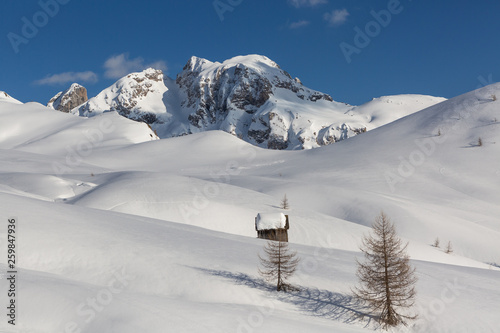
(191, 267, 375, 327)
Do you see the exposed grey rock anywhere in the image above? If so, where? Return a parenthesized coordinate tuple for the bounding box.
(47, 83, 88, 113)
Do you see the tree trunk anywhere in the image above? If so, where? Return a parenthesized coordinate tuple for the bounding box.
(277, 243, 281, 291)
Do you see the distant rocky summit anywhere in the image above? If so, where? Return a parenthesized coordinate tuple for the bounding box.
(47, 83, 88, 113)
(48, 54, 445, 150)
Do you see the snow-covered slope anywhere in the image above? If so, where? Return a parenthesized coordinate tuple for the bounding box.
(47, 83, 88, 113)
(72, 55, 445, 150)
(0, 99, 158, 157)
(0, 83, 499, 332)
(53, 83, 500, 265)
(2, 191, 499, 333)
(0, 91, 22, 104)
(347, 94, 447, 130)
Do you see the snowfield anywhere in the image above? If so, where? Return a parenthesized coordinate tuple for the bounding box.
(0, 83, 499, 332)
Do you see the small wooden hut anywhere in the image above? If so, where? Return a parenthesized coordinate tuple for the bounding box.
(255, 213, 289, 242)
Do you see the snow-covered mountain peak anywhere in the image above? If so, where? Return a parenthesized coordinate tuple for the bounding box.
(73, 68, 169, 124)
(183, 56, 216, 73)
(182, 55, 279, 75)
(68, 82, 83, 90)
(220, 54, 281, 70)
(171, 54, 351, 149)
(0, 91, 22, 104)
(126, 67, 164, 82)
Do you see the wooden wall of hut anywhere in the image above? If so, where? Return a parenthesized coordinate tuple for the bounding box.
(257, 229, 288, 242)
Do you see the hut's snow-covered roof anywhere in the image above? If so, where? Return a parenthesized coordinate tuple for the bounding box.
(255, 213, 287, 230)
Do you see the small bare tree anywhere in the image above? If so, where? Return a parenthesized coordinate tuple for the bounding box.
(445, 241, 453, 254)
(432, 237, 440, 248)
(280, 194, 290, 210)
(259, 240, 300, 292)
(478, 137, 483, 147)
(353, 212, 417, 329)
(492, 94, 497, 101)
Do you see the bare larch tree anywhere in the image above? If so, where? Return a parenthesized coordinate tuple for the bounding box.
(353, 212, 417, 329)
(280, 194, 290, 210)
(259, 240, 299, 292)
(445, 241, 453, 254)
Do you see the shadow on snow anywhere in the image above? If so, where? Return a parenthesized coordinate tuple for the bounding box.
(192, 267, 375, 327)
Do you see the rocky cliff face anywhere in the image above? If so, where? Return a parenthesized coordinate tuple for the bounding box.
(69, 55, 446, 150)
(47, 83, 88, 113)
(173, 55, 351, 149)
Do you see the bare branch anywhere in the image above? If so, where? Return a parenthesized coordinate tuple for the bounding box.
(258, 240, 300, 292)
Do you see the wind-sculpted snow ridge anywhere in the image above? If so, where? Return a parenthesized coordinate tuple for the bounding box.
(71, 55, 446, 150)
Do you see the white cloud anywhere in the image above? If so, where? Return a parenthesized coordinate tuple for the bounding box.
(103, 53, 168, 79)
(289, 20, 310, 29)
(324, 8, 350, 26)
(147, 60, 168, 72)
(288, 0, 327, 8)
(34, 71, 98, 85)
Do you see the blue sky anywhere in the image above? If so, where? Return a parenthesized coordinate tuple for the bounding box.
(1, 0, 499, 106)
